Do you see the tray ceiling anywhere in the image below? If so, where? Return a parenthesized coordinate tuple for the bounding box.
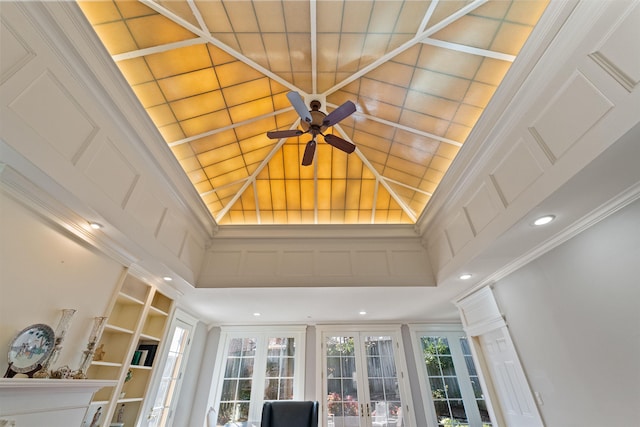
(77, 0, 548, 225)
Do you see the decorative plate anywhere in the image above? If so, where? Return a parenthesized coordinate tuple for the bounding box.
(7, 323, 55, 373)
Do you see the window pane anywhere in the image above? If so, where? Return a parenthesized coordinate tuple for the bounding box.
(264, 379, 278, 400)
(421, 336, 468, 425)
(444, 378, 462, 399)
(279, 378, 293, 399)
(326, 336, 360, 427)
(240, 357, 254, 377)
(225, 357, 240, 377)
(220, 379, 238, 400)
(263, 336, 296, 401)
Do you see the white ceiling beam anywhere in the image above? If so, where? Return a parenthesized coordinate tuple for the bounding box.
(111, 37, 208, 62)
(324, 0, 488, 96)
(313, 152, 318, 224)
(327, 103, 463, 148)
(383, 177, 433, 196)
(140, 0, 301, 93)
(253, 180, 261, 225)
(310, 0, 318, 95)
(214, 119, 301, 223)
(186, 0, 209, 33)
(421, 38, 516, 62)
(199, 177, 249, 197)
(167, 106, 294, 148)
(416, 0, 439, 36)
(334, 126, 417, 223)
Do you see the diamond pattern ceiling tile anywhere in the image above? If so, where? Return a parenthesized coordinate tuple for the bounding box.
(78, 0, 549, 226)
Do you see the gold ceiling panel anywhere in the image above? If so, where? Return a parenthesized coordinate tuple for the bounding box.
(78, 0, 549, 226)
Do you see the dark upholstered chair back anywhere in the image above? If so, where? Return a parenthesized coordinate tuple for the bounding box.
(260, 401, 319, 427)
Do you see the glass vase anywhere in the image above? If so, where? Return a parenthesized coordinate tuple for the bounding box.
(74, 316, 107, 379)
(34, 308, 76, 378)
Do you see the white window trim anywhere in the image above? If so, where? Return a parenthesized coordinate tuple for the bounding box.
(315, 324, 416, 427)
(207, 325, 307, 424)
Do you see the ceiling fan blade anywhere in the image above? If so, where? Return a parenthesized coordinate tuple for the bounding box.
(301, 139, 317, 166)
(324, 134, 356, 154)
(267, 129, 303, 139)
(323, 100, 356, 127)
(286, 91, 312, 123)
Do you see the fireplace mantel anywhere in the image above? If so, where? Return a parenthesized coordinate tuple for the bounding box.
(0, 378, 117, 426)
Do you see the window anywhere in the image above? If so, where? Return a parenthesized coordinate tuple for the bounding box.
(319, 326, 413, 427)
(410, 326, 492, 427)
(210, 326, 306, 426)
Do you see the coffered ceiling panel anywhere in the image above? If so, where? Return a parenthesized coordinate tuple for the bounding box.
(77, 0, 548, 226)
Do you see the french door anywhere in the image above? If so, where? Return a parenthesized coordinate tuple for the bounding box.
(321, 328, 410, 427)
(143, 310, 196, 427)
(210, 326, 306, 426)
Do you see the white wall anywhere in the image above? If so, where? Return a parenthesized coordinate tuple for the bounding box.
(491, 198, 640, 426)
(0, 191, 123, 371)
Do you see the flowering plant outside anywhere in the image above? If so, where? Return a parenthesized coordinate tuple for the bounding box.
(327, 392, 359, 416)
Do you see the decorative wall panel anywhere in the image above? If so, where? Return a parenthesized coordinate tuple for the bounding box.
(353, 250, 389, 277)
(0, 18, 35, 83)
(83, 137, 138, 206)
(445, 210, 474, 255)
(390, 250, 430, 277)
(530, 72, 613, 160)
(280, 251, 314, 277)
(9, 71, 97, 162)
(206, 251, 242, 277)
(125, 181, 167, 235)
(490, 138, 544, 206)
(427, 231, 453, 274)
(589, 3, 640, 92)
(156, 209, 187, 256)
(464, 181, 502, 235)
(243, 251, 279, 276)
(197, 236, 435, 287)
(317, 251, 352, 276)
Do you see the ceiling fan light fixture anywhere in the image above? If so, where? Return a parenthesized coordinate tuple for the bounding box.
(266, 91, 357, 166)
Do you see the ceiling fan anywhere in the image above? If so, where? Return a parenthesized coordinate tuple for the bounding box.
(267, 92, 357, 166)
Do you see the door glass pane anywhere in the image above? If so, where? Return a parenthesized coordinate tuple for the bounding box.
(217, 338, 256, 426)
(147, 325, 190, 427)
(326, 336, 360, 427)
(460, 337, 492, 426)
(264, 337, 296, 400)
(421, 337, 468, 427)
(364, 335, 403, 427)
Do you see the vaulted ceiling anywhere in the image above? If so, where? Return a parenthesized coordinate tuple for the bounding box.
(77, 0, 548, 226)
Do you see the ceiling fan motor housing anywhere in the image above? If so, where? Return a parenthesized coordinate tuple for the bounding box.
(301, 100, 328, 134)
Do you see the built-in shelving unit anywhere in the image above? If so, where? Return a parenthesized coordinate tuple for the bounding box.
(84, 269, 173, 426)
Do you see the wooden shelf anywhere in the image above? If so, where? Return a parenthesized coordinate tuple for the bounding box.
(84, 269, 173, 426)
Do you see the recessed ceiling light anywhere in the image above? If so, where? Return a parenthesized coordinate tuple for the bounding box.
(533, 215, 555, 226)
(89, 222, 103, 230)
(359, 311, 367, 315)
(163, 276, 172, 282)
(253, 312, 261, 317)
(459, 273, 472, 280)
